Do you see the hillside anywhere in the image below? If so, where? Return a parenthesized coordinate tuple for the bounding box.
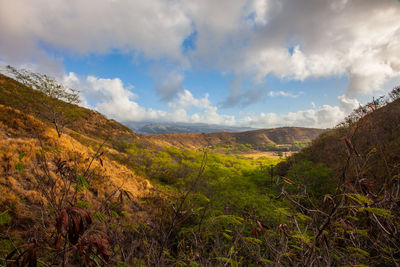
(1, 71, 400, 266)
(0, 73, 285, 265)
(126, 121, 254, 134)
(0, 73, 137, 146)
(274, 93, 400, 266)
(0, 73, 322, 154)
(141, 126, 324, 151)
(277, 96, 400, 184)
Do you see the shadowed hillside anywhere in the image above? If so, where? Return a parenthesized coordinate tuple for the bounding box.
(274, 91, 400, 266)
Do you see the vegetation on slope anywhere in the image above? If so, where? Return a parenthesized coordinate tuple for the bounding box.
(1, 69, 400, 266)
(274, 88, 400, 266)
(141, 126, 324, 153)
(0, 72, 290, 265)
(0, 73, 136, 147)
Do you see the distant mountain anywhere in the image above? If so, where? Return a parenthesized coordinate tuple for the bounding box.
(125, 121, 255, 134)
(140, 127, 325, 152)
(2, 71, 400, 266)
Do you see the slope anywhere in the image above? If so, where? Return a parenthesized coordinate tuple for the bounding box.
(0, 73, 158, 265)
(273, 93, 400, 266)
(0, 73, 136, 146)
(141, 126, 324, 151)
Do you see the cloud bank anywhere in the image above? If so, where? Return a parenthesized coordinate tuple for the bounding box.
(2, 0, 399, 96)
(64, 72, 358, 128)
(1, 0, 399, 128)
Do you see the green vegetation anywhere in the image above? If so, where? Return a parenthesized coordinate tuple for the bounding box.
(141, 127, 324, 154)
(0, 72, 400, 266)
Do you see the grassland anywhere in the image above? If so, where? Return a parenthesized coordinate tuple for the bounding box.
(1, 72, 400, 266)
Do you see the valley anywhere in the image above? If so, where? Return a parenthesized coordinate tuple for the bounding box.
(139, 127, 324, 153)
(0, 72, 399, 266)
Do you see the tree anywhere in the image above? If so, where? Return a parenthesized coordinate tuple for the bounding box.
(389, 85, 400, 101)
(6, 65, 81, 137)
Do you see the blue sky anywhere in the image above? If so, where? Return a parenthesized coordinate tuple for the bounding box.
(1, 0, 400, 129)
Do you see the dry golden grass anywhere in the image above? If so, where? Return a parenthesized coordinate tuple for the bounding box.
(0, 105, 153, 229)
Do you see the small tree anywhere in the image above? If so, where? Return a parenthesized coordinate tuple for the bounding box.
(6, 65, 80, 137)
(389, 85, 400, 101)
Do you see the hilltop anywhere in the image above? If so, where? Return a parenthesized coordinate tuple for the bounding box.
(126, 121, 254, 134)
(141, 126, 324, 152)
(0, 73, 136, 144)
(1, 70, 400, 266)
(0, 73, 322, 154)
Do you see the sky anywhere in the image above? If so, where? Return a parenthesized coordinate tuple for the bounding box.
(1, 0, 400, 129)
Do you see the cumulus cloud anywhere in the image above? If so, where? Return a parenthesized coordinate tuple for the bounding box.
(241, 104, 345, 129)
(338, 94, 360, 114)
(1, 0, 399, 122)
(0, 0, 192, 64)
(63, 72, 357, 129)
(184, 0, 400, 100)
(63, 72, 167, 122)
(257, 1, 399, 94)
(63, 73, 235, 125)
(169, 89, 211, 110)
(2, 0, 400, 99)
(169, 89, 236, 125)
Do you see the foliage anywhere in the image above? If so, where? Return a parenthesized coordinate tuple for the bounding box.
(0, 211, 11, 226)
(1, 71, 400, 265)
(5, 65, 80, 104)
(286, 160, 336, 198)
(4, 65, 81, 137)
(273, 88, 400, 266)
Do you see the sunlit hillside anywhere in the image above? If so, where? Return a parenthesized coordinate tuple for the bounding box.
(141, 127, 324, 152)
(1, 72, 400, 266)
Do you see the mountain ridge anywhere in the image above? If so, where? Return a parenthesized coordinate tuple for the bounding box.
(126, 121, 255, 134)
(139, 126, 324, 151)
(0, 72, 324, 153)
(1, 69, 400, 266)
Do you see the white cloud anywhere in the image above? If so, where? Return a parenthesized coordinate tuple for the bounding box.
(168, 89, 236, 125)
(267, 90, 299, 98)
(64, 72, 167, 122)
(183, 0, 400, 99)
(242, 1, 400, 96)
(2, 0, 399, 98)
(250, 0, 270, 25)
(169, 89, 211, 110)
(241, 104, 345, 129)
(63, 72, 357, 129)
(64, 73, 235, 125)
(0, 0, 192, 64)
(2, 0, 399, 116)
(338, 94, 360, 114)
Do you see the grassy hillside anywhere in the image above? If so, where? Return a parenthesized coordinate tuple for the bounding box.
(141, 126, 324, 152)
(0, 73, 286, 265)
(0, 73, 136, 146)
(1, 71, 399, 266)
(274, 93, 400, 266)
